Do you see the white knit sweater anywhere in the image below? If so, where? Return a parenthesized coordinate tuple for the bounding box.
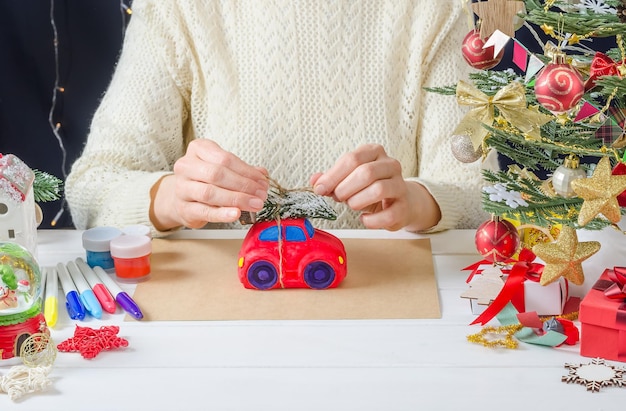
(65, 0, 489, 236)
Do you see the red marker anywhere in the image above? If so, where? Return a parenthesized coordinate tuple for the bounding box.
(75, 258, 117, 314)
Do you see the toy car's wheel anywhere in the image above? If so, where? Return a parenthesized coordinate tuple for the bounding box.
(247, 261, 278, 290)
(303, 261, 335, 289)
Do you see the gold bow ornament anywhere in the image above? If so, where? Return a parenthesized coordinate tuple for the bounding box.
(453, 80, 553, 149)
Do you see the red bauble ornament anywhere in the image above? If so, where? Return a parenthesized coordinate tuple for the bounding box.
(474, 218, 520, 263)
(461, 29, 504, 70)
(534, 54, 584, 114)
(612, 161, 626, 207)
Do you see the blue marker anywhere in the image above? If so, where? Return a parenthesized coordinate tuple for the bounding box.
(66, 261, 103, 319)
(56, 262, 86, 320)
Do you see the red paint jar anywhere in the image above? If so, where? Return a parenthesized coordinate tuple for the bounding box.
(110, 234, 152, 283)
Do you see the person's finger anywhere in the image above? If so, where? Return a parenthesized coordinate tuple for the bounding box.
(359, 199, 408, 231)
(313, 144, 385, 196)
(333, 158, 402, 203)
(175, 180, 266, 212)
(342, 177, 405, 211)
(191, 140, 268, 184)
(176, 201, 241, 228)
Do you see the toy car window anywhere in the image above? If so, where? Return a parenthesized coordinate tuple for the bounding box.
(284, 226, 306, 242)
(259, 226, 279, 241)
(304, 219, 315, 238)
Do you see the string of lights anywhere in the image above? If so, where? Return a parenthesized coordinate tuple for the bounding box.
(47, 0, 132, 226)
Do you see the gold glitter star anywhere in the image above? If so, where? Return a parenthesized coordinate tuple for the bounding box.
(570, 157, 626, 226)
(541, 24, 555, 37)
(472, 0, 526, 39)
(532, 225, 600, 286)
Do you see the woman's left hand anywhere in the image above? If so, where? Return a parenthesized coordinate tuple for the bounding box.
(310, 144, 440, 231)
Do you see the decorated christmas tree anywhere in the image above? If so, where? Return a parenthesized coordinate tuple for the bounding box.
(430, 0, 626, 269)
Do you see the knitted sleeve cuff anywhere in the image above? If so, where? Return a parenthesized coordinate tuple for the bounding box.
(405, 176, 463, 233)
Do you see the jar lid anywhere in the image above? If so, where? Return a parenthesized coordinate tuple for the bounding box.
(82, 226, 123, 252)
(122, 224, 152, 238)
(110, 234, 152, 258)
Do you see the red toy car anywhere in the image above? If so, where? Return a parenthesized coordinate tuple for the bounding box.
(237, 218, 347, 290)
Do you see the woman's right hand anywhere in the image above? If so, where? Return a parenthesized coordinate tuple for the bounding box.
(150, 139, 269, 230)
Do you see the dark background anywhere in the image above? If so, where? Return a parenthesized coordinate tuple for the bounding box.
(0, 0, 132, 228)
(0, 1, 614, 229)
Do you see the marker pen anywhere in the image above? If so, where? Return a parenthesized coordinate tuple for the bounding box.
(56, 262, 86, 320)
(92, 265, 144, 320)
(43, 267, 59, 327)
(66, 260, 103, 319)
(75, 257, 117, 314)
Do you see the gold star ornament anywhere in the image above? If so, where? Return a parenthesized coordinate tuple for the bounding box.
(532, 225, 600, 286)
(472, 0, 526, 39)
(570, 156, 626, 226)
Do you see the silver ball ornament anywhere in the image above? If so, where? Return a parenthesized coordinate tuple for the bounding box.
(552, 155, 587, 198)
(450, 134, 482, 163)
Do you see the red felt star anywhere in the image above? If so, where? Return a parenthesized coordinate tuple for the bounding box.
(57, 325, 129, 359)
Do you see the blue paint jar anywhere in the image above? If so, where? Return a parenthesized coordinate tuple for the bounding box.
(82, 226, 123, 272)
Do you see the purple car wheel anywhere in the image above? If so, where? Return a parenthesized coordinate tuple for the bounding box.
(303, 261, 335, 289)
(248, 261, 278, 290)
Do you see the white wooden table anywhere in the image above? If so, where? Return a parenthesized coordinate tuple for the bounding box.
(1, 229, 622, 410)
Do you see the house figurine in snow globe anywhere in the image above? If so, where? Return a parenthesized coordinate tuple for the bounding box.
(0, 242, 49, 362)
(0, 154, 38, 257)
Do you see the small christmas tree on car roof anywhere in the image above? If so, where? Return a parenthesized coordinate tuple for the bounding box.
(256, 181, 337, 222)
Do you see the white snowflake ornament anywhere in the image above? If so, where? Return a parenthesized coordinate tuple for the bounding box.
(562, 358, 626, 392)
(482, 183, 529, 208)
(572, 0, 615, 14)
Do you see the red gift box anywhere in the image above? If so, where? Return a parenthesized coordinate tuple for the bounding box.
(579, 269, 626, 362)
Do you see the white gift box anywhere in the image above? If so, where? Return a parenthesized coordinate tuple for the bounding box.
(464, 264, 568, 316)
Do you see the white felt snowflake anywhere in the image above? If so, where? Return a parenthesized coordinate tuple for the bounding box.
(572, 0, 615, 14)
(482, 184, 529, 209)
(562, 358, 626, 392)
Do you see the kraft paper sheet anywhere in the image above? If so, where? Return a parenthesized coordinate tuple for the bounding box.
(131, 237, 440, 321)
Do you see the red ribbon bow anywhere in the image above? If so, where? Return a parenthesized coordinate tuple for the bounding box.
(585, 52, 626, 91)
(604, 267, 626, 300)
(471, 248, 544, 326)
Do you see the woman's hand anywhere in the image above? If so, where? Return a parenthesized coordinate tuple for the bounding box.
(151, 139, 269, 230)
(310, 144, 440, 231)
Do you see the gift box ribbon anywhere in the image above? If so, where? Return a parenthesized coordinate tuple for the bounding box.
(599, 267, 626, 300)
(471, 248, 544, 326)
(585, 52, 626, 91)
(592, 267, 626, 324)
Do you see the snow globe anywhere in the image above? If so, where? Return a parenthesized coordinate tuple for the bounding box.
(0, 242, 48, 362)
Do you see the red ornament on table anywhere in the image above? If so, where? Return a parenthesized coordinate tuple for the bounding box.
(612, 161, 626, 207)
(474, 217, 520, 263)
(534, 53, 584, 114)
(462, 29, 504, 70)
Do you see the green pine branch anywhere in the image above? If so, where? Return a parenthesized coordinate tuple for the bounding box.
(524, 0, 626, 38)
(481, 169, 621, 230)
(484, 120, 608, 174)
(33, 170, 63, 203)
(256, 188, 337, 222)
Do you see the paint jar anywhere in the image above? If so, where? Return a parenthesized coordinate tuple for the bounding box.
(82, 226, 123, 272)
(110, 234, 152, 282)
(122, 224, 152, 238)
